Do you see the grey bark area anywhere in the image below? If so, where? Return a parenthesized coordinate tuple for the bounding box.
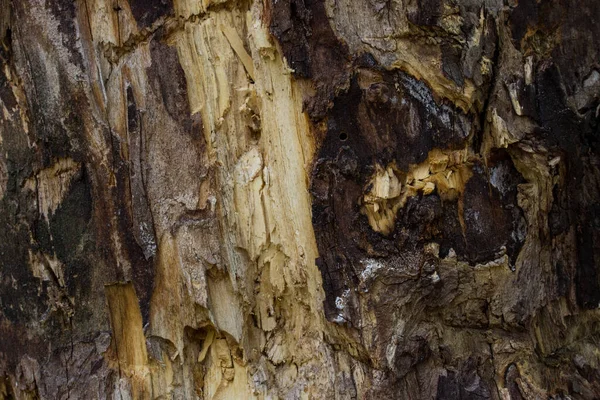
(0, 0, 599, 398)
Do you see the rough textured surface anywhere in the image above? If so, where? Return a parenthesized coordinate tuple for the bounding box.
(0, 0, 599, 399)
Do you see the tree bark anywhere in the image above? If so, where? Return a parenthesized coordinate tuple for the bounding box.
(0, 0, 599, 398)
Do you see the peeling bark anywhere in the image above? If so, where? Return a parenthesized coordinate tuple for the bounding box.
(0, 0, 599, 399)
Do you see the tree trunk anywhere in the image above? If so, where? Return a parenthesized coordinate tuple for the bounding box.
(0, 0, 599, 398)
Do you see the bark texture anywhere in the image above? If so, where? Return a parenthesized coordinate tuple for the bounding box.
(0, 0, 599, 399)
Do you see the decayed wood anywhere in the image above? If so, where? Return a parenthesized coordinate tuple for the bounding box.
(0, 0, 599, 399)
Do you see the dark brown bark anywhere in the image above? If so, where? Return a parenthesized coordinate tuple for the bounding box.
(0, 0, 599, 399)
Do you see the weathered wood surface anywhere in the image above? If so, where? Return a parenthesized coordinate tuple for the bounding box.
(0, 0, 599, 398)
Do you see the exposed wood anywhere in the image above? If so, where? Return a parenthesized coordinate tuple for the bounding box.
(0, 0, 599, 399)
